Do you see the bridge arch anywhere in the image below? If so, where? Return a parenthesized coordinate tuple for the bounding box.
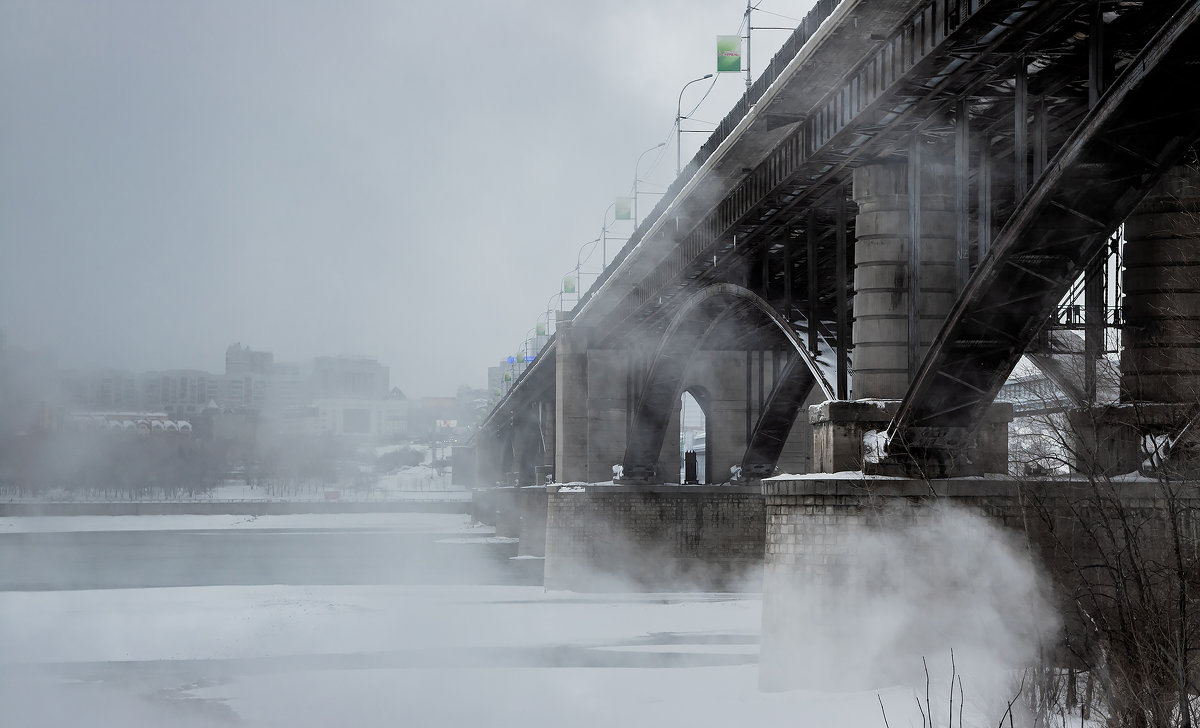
(888, 6, 1200, 472)
(622, 283, 825, 480)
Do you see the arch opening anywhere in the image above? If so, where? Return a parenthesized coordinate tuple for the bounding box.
(680, 388, 710, 484)
(624, 282, 833, 481)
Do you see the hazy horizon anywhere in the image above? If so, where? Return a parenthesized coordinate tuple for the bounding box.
(0, 0, 805, 397)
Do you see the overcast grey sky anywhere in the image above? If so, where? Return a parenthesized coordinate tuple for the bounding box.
(0, 0, 808, 397)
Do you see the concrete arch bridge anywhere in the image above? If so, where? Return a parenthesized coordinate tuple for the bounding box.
(470, 0, 1200, 487)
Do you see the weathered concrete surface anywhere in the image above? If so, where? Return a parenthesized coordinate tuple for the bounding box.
(1122, 164, 1200, 404)
(809, 400, 1012, 475)
(851, 155, 957, 401)
(555, 312, 589, 484)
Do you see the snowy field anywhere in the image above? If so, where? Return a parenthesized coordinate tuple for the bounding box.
(0, 511, 1027, 727)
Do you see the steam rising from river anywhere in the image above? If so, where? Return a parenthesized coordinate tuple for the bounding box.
(762, 503, 1058, 722)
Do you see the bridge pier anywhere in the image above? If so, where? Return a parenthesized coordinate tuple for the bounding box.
(511, 401, 544, 487)
(1067, 163, 1200, 476)
(810, 399, 1012, 475)
(851, 153, 956, 401)
(810, 151, 1012, 476)
(554, 312, 646, 482)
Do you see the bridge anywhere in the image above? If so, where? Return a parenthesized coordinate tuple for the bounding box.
(473, 0, 1200, 485)
(465, 0, 1200, 693)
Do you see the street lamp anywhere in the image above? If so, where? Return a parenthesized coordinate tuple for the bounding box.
(677, 74, 714, 174)
(543, 289, 562, 339)
(559, 236, 602, 313)
(633, 142, 666, 227)
(600, 200, 616, 270)
(576, 235, 602, 280)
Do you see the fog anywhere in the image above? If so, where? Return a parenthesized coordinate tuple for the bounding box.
(0, 2, 1067, 725)
(764, 503, 1060, 723)
(0, 502, 1061, 727)
(0, 0, 804, 395)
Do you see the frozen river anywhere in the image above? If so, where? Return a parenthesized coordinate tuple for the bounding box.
(0, 512, 941, 727)
(0, 513, 538, 590)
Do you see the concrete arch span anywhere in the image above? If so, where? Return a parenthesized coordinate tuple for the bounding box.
(622, 283, 827, 481)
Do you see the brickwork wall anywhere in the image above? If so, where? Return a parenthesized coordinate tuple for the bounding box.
(759, 475, 1200, 690)
(517, 486, 548, 557)
(544, 485, 765, 591)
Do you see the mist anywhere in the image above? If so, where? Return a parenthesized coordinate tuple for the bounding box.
(764, 502, 1060, 723)
(0, 0, 799, 395)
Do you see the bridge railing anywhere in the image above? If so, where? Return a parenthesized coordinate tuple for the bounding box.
(576, 0, 844, 313)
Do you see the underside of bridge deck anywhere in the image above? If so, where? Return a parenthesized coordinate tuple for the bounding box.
(475, 0, 1200, 485)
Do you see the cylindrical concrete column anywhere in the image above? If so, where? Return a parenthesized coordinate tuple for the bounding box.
(851, 151, 957, 400)
(1121, 164, 1200, 403)
(555, 312, 589, 483)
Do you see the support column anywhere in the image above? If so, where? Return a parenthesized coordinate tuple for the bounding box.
(850, 150, 957, 400)
(555, 312, 589, 483)
(475, 432, 504, 488)
(1122, 164, 1200, 403)
(586, 348, 630, 482)
(512, 403, 543, 486)
(683, 351, 751, 483)
(655, 398, 681, 485)
(1079, 163, 1200, 475)
(810, 146, 1011, 475)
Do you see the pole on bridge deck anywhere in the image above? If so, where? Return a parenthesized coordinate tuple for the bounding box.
(744, 0, 752, 91)
(677, 74, 714, 174)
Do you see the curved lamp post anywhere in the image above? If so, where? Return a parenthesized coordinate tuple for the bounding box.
(676, 74, 714, 174)
(633, 141, 666, 227)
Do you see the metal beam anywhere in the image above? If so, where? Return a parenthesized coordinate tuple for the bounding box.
(1014, 57, 1029, 200)
(908, 135, 923, 380)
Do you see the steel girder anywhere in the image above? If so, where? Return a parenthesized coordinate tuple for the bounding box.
(888, 0, 1200, 469)
(740, 354, 819, 478)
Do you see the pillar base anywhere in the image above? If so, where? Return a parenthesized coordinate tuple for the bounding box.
(1069, 402, 1200, 477)
(809, 400, 1013, 477)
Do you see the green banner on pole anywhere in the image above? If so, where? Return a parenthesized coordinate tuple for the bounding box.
(536, 322, 547, 336)
(563, 276, 576, 294)
(615, 197, 632, 220)
(717, 35, 742, 73)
